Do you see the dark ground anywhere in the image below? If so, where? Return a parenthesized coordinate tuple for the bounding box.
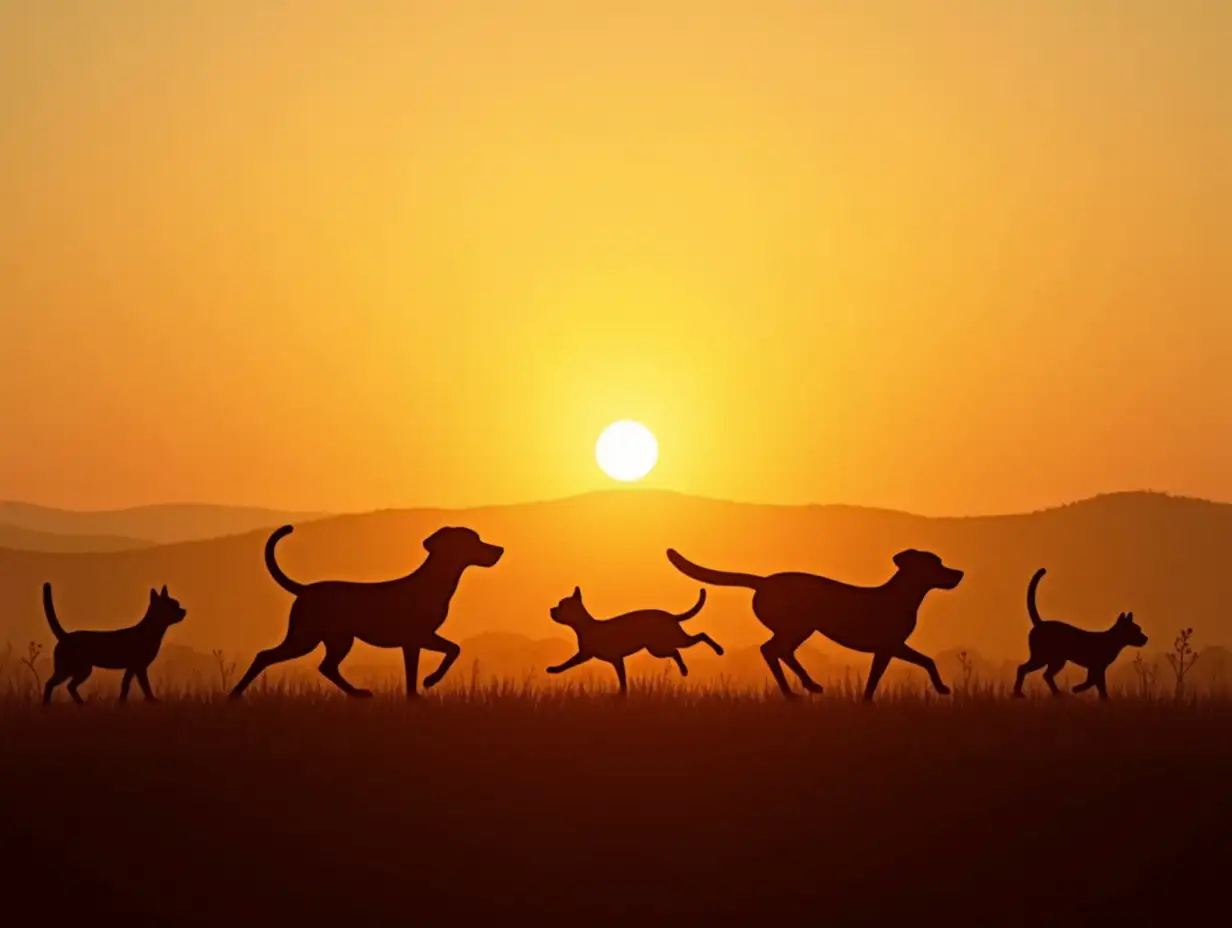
(2, 691, 1230, 926)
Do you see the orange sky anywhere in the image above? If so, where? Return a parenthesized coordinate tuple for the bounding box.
(1, 1, 1229, 515)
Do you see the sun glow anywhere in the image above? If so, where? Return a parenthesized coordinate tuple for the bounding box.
(595, 421, 659, 482)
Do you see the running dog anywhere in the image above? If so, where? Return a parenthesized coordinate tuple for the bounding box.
(666, 547, 962, 701)
(230, 524, 503, 699)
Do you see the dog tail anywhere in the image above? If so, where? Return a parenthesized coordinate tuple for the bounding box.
(666, 549, 763, 590)
(42, 582, 68, 641)
(672, 588, 707, 621)
(265, 525, 306, 596)
(1027, 568, 1047, 627)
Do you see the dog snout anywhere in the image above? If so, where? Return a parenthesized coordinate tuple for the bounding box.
(480, 543, 504, 566)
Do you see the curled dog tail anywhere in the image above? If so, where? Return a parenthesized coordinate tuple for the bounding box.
(666, 549, 764, 591)
(1027, 568, 1047, 627)
(673, 588, 707, 621)
(42, 582, 68, 641)
(265, 525, 306, 596)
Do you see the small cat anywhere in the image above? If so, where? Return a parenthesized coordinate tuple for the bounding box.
(1014, 568, 1147, 700)
(546, 586, 722, 695)
(42, 582, 187, 704)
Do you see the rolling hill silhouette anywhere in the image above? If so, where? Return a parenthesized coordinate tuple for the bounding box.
(0, 524, 152, 554)
(0, 501, 330, 545)
(2, 490, 1228, 672)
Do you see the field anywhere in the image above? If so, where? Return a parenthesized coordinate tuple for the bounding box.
(3, 675, 1230, 926)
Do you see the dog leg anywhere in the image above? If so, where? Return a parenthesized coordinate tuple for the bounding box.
(119, 669, 135, 702)
(402, 647, 422, 699)
(781, 651, 824, 694)
(421, 633, 461, 689)
(686, 632, 724, 656)
(66, 667, 92, 705)
(863, 653, 891, 702)
(230, 633, 321, 699)
(611, 657, 628, 696)
(760, 635, 799, 699)
(43, 669, 69, 705)
(1072, 675, 1094, 694)
(319, 635, 372, 698)
(546, 652, 592, 674)
(894, 644, 950, 696)
(135, 667, 157, 702)
(1014, 657, 1046, 698)
(1042, 660, 1066, 696)
(670, 651, 689, 676)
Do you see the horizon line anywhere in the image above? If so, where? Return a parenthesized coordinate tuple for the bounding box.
(1, 486, 1224, 523)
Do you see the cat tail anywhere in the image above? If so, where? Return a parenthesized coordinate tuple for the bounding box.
(672, 588, 707, 621)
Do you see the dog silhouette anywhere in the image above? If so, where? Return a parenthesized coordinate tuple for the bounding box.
(230, 524, 503, 699)
(42, 583, 187, 704)
(1013, 568, 1147, 700)
(547, 586, 722, 695)
(666, 548, 962, 701)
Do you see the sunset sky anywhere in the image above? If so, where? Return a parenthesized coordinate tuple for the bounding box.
(1, 1, 1229, 515)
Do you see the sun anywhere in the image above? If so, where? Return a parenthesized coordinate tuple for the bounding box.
(595, 421, 658, 482)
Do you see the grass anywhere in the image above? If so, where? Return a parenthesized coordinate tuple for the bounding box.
(2, 675, 1231, 925)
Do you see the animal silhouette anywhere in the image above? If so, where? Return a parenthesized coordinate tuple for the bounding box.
(41, 583, 187, 704)
(666, 548, 962, 701)
(1013, 568, 1147, 700)
(230, 525, 503, 699)
(547, 586, 722, 695)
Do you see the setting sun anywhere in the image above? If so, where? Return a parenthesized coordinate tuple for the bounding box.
(595, 421, 659, 482)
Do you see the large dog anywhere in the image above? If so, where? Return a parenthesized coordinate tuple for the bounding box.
(230, 525, 503, 699)
(666, 548, 962, 701)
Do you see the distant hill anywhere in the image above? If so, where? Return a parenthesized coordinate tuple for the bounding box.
(0, 502, 331, 545)
(0, 524, 152, 554)
(2, 490, 1230, 672)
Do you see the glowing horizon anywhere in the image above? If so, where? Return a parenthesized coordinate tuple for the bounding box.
(1, 1, 1228, 516)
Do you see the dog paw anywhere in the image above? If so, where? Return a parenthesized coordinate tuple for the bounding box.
(1012, 690, 1026, 699)
(935, 685, 952, 696)
(422, 673, 443, 689)
(353, 688, 374, 699)
(545, 666, 562, 674)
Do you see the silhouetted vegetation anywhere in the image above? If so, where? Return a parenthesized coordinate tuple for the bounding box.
(2, 679, 1228, 923)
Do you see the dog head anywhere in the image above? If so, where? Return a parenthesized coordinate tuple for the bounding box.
(549, 586, 591, 628)
(892, 549, 964, 590)
(423, 526, 504, 568)
(147, 585, 187, 626)
(1113, 611, 1148, 648)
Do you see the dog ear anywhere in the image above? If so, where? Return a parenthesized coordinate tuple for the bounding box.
(572, 586, 582, 601)
(160, 585, 168, 598)
(150, 587, 159, 604)
(892, 550, 914, 569)
(423, 528, 447, 553)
